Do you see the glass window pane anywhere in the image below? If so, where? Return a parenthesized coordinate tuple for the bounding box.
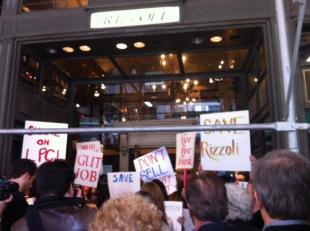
(21, 0, 88, 13)
(115, 54, 180, 76)
(183, 49, 248, 73)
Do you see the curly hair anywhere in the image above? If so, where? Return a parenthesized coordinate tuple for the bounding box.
(225, 183, 253, 221)
(89, 194, 162, 231)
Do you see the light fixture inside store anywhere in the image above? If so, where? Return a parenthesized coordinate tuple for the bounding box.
(162, 60, 167, 66)
(79, 45, 91, 52)
(122, 117, 126, 122)
(161, 54, 166, 59)
(94, 90, 100, 97)
(116, 43, 128, 50)
(218, 65, 222, 69)
(191, 37, 204, 45)
(62, 47, 74, 53)
(101, 84, 106, 90)
(307, 56, 310, 62)
(62, 89, 67, 95)
(182, 55, 187, 62)
(75, 103, 80, 108)
(101, 74, 105, 77)
(209, 78, 214, 84)
(181, 116, 187, 120)
(194, 80, 199, 85)
(183, 83, 188, 91)
(192, 98, 196, 102)
(210, 36, 223, 43)
(134, 41, 145, 48)
(254, 77, 259, 83)
(22, 6, 31, 13)
(152, 84, 157, 91)
(46, 48, 57, 54)
(220, 60, 224, 65)
(186, 78, 190, 83)
(41, 86, 47, 92)
(162, 84, 167, 90)
(144, 101, 153, 107)
(176, 98, 181, 103)
(230, 65, 234, 69)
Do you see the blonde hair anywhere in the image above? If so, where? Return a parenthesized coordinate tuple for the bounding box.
(89, 194, 162, 231)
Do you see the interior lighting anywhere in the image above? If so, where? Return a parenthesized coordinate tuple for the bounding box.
(182, 55, 187, 62)
(230, 65, 234, 69)
(94, 90, 100, 97)
(192, 98, 196, 102)
(79, 45, 91, 52)
(62, 47, 74, 53)
(46, 48, 57, 54)
(122, 117, 126, 122)
(218, 65, 222, 69)
(41, 86, 47, 92)
(101, 74, 105, 77)
(116, 43, 128, 50)
(194, 80, 199, 85)
(162, 84, 167, 90)
(209, 78, 214, 84)
(176, 98, 181, 103)
(183, 83, 188, 91)
(181, 116, 187, 120)
(134, 41, 145, 48)
(101, 84, 106, 90)
(75, 103, 80, 108)
(161, 54, 166, 59)
(254, 77, 259, 83)
(210, 36, 223, 43)
(220, 60, 224, 65)
(144, 101, 153, 107)
(191, 37, 204, 45)
(306, 56, 310, 62)
(62, 89, 67, 95)
(186, 97, 190, 101)
(231, 60, 235, 63)
(186, 78, 190, 83)
(162, 60, 167, 66)
(183, 101, 187, 105)
(152, 84, 157, 91)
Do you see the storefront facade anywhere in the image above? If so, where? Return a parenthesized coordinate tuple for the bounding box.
(0, 0, 309, 173)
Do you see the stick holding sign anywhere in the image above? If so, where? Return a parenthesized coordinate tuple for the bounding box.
(107, 172, 140, 198)
(200, 110, 251, 172)
(21, 121, 68, 166)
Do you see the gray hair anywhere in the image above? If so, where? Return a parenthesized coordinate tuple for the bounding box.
(225, 183, 253, 221)
(251, 149, 310, 220)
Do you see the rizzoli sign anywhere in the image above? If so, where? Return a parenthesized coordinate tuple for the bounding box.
(90, 6, 180, 29)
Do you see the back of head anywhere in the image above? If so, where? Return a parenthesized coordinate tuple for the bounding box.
(35, 160, 75, 197)
(89, 194, 162, 231)
(225, 183, 252, 221)
(8, 159, 37, 179)
(141, 182, 166, 222)
(152, 179, 168, 200)
(251, 149, 310, 220)
(186, 174, 228, 222)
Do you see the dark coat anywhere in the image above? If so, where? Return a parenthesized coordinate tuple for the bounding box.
(227, 220, 260, 231)
(11, 196, 96, 231)
(264, 224, 310, 231)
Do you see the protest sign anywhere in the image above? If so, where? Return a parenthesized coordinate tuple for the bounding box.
(183, 209, 195, 231)
(200, 110, 251, 171)
(74, 143, 103, 188)
(176, 132, 196, 170)
(134, 147, 174, 182)
(21, 120, 68, 166)
(164, 201, 183, 231)
(107, 172, 140, 198)
(158, 173, 177, 195)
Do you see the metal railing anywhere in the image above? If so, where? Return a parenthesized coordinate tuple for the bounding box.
(0, 122, 309, 135)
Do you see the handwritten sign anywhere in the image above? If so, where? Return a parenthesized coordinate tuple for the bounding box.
(107, 172, 140, 198)
(74, 142, 103, 188)
(164, 201, 183, 231)
(134, 147, 174, 182)
(91, 6, 180, 29)
(158, 174, 177, 195)
(183, 209, 195, 231)
(176, 132, 196, 170)
(200, 110, 251, 171)
(21, 121, 68, 166)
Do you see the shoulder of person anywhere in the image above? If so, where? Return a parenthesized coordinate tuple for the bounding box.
(11, 217, 28, 231)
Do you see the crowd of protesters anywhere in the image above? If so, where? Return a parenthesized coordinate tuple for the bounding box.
(0, 149, 309, 231)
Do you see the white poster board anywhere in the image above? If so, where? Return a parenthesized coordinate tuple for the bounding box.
(200, 110, 251, 171)
(158, 174, 177, 195)
(21, 121, 68, 166)
(74, 144, 103, 188)
(107, 172, 140, 198)
(183, 209, 195, 231)
(134, 147, 174, 182)
(164, 201, 183, 231)
(176, 132, 196, 170)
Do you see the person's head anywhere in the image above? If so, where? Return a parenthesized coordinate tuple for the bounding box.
(141, 182, 167, 223)
(35, 160, 75, 198)
(251, 149, 310, 221)
(225, 183, 253, 221)
(152, 179, 168, 200)
(89, 194, 162, 231)
(186, 174, 228, 223)
(8, 159, 37, 193)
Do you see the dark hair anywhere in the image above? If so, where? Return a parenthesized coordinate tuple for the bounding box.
(152, 179, 168, 200)
(35, 160, 75, 197)
(186, 174, 228, 222)
(251, 149, 310, 220)
(8, 159, 37, 179)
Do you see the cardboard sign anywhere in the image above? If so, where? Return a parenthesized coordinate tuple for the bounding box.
(134, 147, 174, 182)
(107, 172, 140, 198)
(74, 147, 103, 188)
(183, 209, 195, 231)
(158, 174, 177, 195)
(164, 201, 183, 231)
(200, 110, 251, 171)
(176, 132, 196, 170)
(21, 121, 68, 166)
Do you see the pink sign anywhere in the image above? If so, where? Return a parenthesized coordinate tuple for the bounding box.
(176, 132, 196, 170)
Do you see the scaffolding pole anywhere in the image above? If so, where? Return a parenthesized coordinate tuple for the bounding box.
(0, 122, 308, 135)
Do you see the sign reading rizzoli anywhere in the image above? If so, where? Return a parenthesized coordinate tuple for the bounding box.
(90, 6, 180, 29)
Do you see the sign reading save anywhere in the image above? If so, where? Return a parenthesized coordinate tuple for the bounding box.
(107, 172, 140, 198)
(200, 110, 251, 171)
